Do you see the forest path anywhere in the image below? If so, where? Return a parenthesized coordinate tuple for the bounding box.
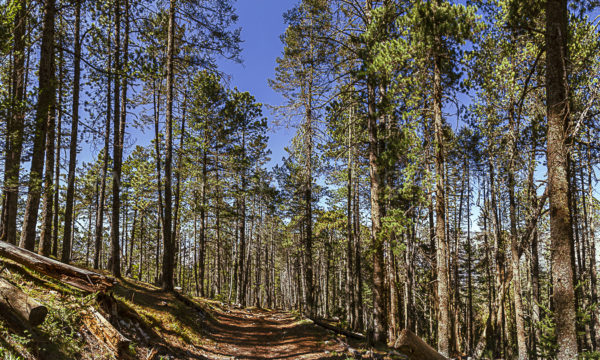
(199, 305, 349, 359)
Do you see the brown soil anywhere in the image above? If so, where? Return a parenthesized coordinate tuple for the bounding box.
(113, 279, 352, 359)
(198, 306, 349, 359)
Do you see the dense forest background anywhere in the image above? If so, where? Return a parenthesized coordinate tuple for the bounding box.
(0, 0, 599, 358)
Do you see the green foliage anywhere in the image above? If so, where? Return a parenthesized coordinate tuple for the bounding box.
(0, 1, 17, 54)
(0, 346, 23, 360)
(580, 351, 600, 359)
(38, 292, 92, 356)
(536, 303, 558, 358)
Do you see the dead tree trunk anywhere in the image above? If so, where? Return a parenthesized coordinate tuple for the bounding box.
(0, 241, 115, 292)
(0, 278, 48, 326)
(81, 306, 130, 357)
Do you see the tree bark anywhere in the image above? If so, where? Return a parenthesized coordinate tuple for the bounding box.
(81, 306, 131, 357)
(508, 106, 527, 358)
(19, 0, 56, 252)
(546, 0, 578, 358)
(586, 131, 600, 348)
(161, 0, 176, 291)
(62, 0, 82, 263)
(153, 79, 164, 282)
(38, 58, 57, 256)
(127, 207, 137, 276)
(433, 48, 449, 358)
(367, 76, 386, 344)
(0, 241, 115, 292)
(51, 50, 62, 258)
(199, 151, 207, 297)
(346, 113, 355, 328)
(94, 22, 112, 270)
(304, 107, 314, 318)
(110, 0, 126, 278)
(0, 278, 47, 326)
(1, 0, 27, 246)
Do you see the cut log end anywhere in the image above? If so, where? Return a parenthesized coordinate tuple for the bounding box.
(28, 306, 48, 326)
(0, 278, 48, 327)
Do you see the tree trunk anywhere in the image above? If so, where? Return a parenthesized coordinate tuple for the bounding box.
(161, 0, 176, 291)
(81, 306, 131, 357)
(508, 107, 527, 358)
(0, 241, 115, 292)
(354, 174, 363, 331)
(38, 46, 58, 256)
(110, 0, 126, 278)
(172, 94, 186, 288)
(346, 112, 355, 328)
(586, 131, 600, 348)
(433, 49, 449, 357)
(304, 108, 314, 318)
(367, 75, 386, 344)
(94, 25, 112, 270)
(0, 278, 47, 326)
(199, 151, 207, 297)
(63, 0, 82, 263)
(127, 207, 137, 276)
(236, 197, 246, 305)
(51, 56, 62, 258)
(153, 79, 164, 282)
(1, 0, 27, 246)
(466, 164, 473, 354)
(546, 0, 578, 358)
(528, 136, 541, 358)
(215, 155, 222, 295)
(19, 0, 56, 252)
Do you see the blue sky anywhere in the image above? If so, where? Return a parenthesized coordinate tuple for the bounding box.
(216, 0, 299, 169)
(79, 1, 297, 169)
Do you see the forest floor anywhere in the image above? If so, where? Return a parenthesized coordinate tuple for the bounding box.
(0, 257, 397, 360)
(196, 304, 349, 359)
(113, 278, 357, 359)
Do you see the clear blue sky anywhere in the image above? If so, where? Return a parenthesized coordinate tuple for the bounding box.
(78, 1, 296, 169)
(217, 0, 299, 169)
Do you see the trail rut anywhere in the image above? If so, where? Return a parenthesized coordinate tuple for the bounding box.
(199, 306, 349, 359)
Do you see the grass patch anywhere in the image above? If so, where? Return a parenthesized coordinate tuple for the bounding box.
(295, 318, 314, 325)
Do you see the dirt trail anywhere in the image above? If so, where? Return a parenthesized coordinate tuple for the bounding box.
(199, 306, 349, 359)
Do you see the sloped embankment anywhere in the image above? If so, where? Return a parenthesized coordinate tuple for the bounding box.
(0, 246, 362, 360)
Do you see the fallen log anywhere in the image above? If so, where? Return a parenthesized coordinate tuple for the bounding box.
(0, 278, 47, 326)
(309, 317, 366, 340)
(393, 329, 447, 360)
(0, 241, 114, 292)
(81, 306, 131, 357)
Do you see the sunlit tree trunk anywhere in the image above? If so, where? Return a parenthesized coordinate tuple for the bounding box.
(20, 0, 56, 251)
(433, 48, 449, 358)
(1, 0, 27, 246)
(62, 0, 82, 263)
(94, 30, 112, 269)
(546, 0, 578, 357)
